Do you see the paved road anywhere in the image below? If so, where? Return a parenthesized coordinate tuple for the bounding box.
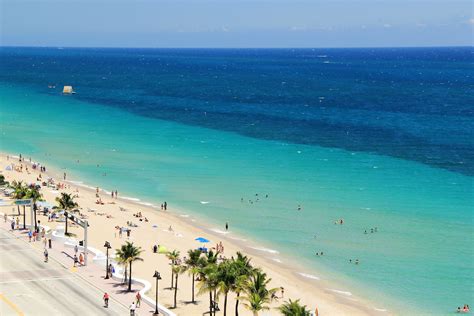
(0, 228, 128, 315)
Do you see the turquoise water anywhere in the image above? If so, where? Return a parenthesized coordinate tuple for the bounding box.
(1, 83, 472, 314)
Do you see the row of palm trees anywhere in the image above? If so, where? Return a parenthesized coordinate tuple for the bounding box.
(10, 180, 43, 229)
(174, 248, 313, 315)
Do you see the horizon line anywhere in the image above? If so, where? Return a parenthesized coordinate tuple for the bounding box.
(1, 45, 472, 50)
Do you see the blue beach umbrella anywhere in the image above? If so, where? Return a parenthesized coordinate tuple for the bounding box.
(195, 237, 210, 243)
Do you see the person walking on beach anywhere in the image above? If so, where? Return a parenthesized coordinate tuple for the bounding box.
(63, 172, 66, 180)
(115, 190, 118, 198)
(103, 292, 110, 308)
(163, 201, 167, 210)
(135, 292, 141, 307)
(44, 249, 49, 262)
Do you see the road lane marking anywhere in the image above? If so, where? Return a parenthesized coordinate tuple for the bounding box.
(0, 292, 24, 316)
(0, 276, 74, 284)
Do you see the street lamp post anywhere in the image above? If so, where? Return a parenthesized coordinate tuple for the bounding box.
(153, 271, 162, 315)
(104, 241, 111, 279)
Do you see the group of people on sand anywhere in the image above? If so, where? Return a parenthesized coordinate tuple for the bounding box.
(457, 305, 470, 313)
(215, 241, 225, 253)
(133, 212, 148, 222)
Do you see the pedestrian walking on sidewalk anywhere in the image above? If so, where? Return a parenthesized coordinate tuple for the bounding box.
(136, 292, 141, 307)
(74, 245, 79, 254)
(44, 249, 48, 262)
(129, 302, 136, 316)
(28, 230, 32, 242)
(103, 292, 109, 308)
(3, 213, 7, 222)
(73, 254, 78, 267)
(10, 220, 14, 231)
(15, 217, 19, 228)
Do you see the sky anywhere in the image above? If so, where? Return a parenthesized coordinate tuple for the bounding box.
(1, 0, 473, 48)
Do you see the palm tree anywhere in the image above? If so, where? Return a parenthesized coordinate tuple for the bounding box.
(198, 263, 219, 316)
(55, 193, 78, 235)
(241, 270, 277, 316)
(25, 186, 43, 231)
(233, 252, 254, 316)
(166, 250, 180, 289)
(172, 262, 186, 309)
(55, 192, 78, 210)
(10, 181, 26, 212)
(217, 259, 238, 316)
(115, 242, 144, 291)
(185, 249, 202, 303)
(278, 299, 311, 316)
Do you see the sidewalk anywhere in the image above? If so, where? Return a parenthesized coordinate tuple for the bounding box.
(0, 216, 154, 315)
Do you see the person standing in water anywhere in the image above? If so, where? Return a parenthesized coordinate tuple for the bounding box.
(225, 222, 229, 231)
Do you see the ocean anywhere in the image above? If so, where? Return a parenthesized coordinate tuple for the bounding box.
(0, 47, 473, 314)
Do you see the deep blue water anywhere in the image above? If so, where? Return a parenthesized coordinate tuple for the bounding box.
(1, 47, 473, 176)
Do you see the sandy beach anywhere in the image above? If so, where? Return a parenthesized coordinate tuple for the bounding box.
(0, 152, 383, 315)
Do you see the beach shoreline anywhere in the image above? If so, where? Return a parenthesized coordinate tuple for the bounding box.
(0, 151, 393, 315)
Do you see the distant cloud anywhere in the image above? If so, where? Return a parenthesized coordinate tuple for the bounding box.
(468, 18, 474, 25)
(383, 23, 392, 28)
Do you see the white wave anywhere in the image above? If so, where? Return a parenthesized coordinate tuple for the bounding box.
(272, 258, 282, 263)
(373, 308, 387, 312)
(228, 236, 247, 242)
(298, 273, 320, 280)
(211, 228, 229, 235)
(122, 196, 140, 202)
(250, 247, 279, 254)
(200, 201, 210, 204)
(179, 214, 190, 218)
(68, 180, 83, 185)
(138, 202, 154, 207)
(328, 289, 352, 296)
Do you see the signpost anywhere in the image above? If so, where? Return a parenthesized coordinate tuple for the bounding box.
(64, 211, 89, 266)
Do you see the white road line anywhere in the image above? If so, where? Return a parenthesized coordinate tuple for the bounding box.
(0, 276, 75, 285)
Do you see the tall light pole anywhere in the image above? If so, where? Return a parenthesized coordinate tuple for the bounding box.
(104, 241, 111, 279)
(153, 271, 162, 315)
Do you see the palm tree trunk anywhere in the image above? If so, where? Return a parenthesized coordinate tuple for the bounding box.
(224, 292, 228, 316)
(253, 312, 258, 316)
(191, 273, 195, 302)
(33, 202, 37, 231)
(209, 291, 213, 316)
(235, 292, 240, 316)
(173, 273, 178, 308)
(17, 205, 20, 216)
(22, 206, 26, 229)
(170, 262, 174, 288)
(128, 261, 132, 291)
